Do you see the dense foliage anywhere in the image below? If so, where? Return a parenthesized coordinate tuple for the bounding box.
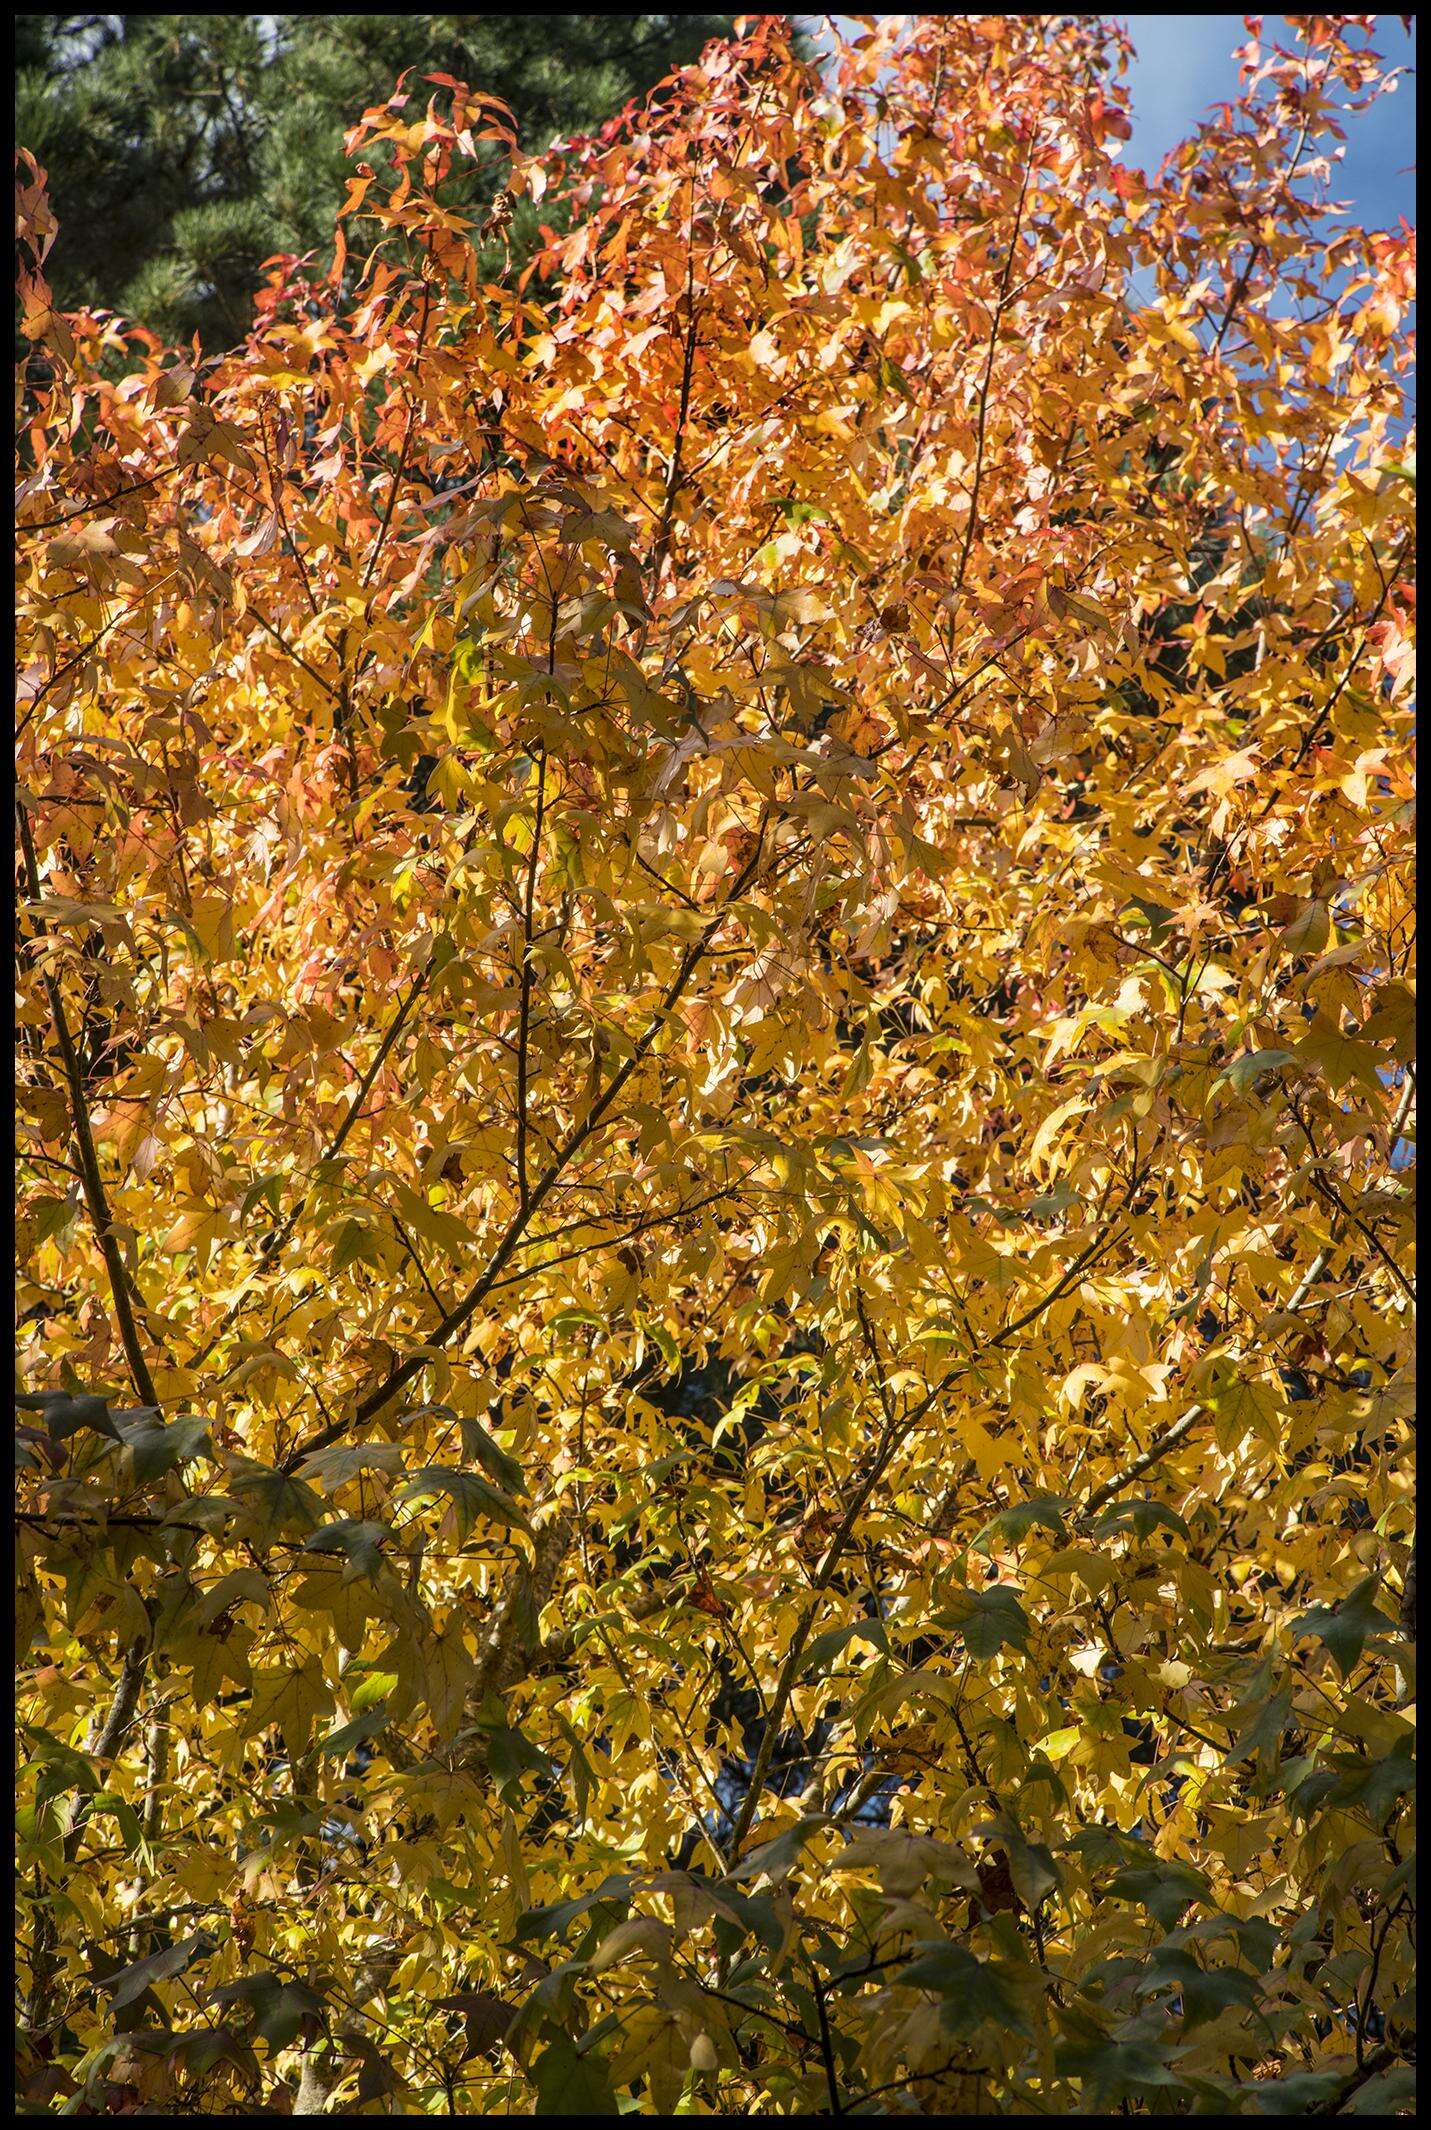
(15, 13, 1416, 2117)
(15, 13, 732, 347)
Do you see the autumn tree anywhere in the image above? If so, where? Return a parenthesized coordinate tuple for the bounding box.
(15, 12, 733, 346)
(15, 14, 1415, 2117)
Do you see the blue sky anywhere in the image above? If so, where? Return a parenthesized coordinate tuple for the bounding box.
(803, 15, 1416, 235)
(1121, 14, 1416, 234)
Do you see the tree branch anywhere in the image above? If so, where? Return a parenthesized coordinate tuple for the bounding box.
(282, 819, 772, 1468)
(16, 798, 159, 1409)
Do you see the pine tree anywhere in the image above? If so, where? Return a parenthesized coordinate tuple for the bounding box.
(16, 14, 734, 348)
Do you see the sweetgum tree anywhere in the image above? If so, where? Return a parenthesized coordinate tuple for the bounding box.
(15, 14, 1416, 2116)
(16, 12, 734, 346)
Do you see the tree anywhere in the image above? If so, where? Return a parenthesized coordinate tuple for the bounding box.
(15, 14, 1416, 2117)
(15, 13, 733, 348)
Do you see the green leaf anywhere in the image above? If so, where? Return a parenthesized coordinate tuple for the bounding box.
(1003, 1828, 1060, 1909)
(877, 353, 913, 398)
(700, 1884, 785, 1955)
(104, 1932, 210, 2013)
(457, 1414, 528, 1498)
(548, 1309, 606, 1335)
(1238, 2069, 1348, 2113)
(398, 1465, 532, 1541)
(1292, 1573, 1397, 1678)
(170, 2026, 261, 2084)
(486, 1722, 556, 1804)
(27, 1195, 78, 1246)
(25, 1726, 100, 1813)
(329, 1217, 382, 1276)
(554, 1712, 597, 1825)
(1223, 1915, 1279, 1973)
(16, 1386, 120, 1442)
(1106, 1857, 1211, 1931)
(1343, 2064, 1418, 2114)
(1027, 1182, 1082, 1219)
(515, 1877, 632, 1945)
(1142, 1947, 1261, 2032)
(1066, 1823, 1137, 1871)
(800, 1616, 890, 1681)
(1328, 1734, 1414, 1824)
(228, 1460, 324, 1538)
(91, 1789, 146, 1857)
(952, 1584, 1029, 1659)
(1224, 1688, 1292, 1769)
(637, 1314, 682, 1374)
(293, 1441, 405, 1489)
(1122, 897, 1176, 938)
(187, 1568, 270, 1633)
(350, 1668, 397, 1714)
(970, 1495, 1070, 1555)
(303, 1517, 390, 1583)
(776, 497, 833, 528)
(1277, 899, 1332, 957)
(531, 2034, 618, 2115)
(1216, 1048, 1296, 1093)
(1056, 2032, 1191, 2108)
(1179, 1963, 1262, 2033)
(110, 1408, 212, 1482)
(212, 1971, 327, 2050)
(726, 1813, 829, 1883)
(1283, 1758, 1339, 1819)
(896, 1943, 1030, 2039)
(1091, 1498, 1189, 1544)
(239, 1170, 285, 1222)
(256, 1978, 327, 2050)
(317, 1705, 390, 1759)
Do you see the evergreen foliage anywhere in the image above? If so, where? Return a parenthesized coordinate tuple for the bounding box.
(15, 14, 733, 346)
